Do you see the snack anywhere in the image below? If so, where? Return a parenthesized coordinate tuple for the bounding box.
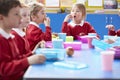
(66, 47, 74, 57)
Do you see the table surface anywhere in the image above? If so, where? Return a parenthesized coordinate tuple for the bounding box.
(23, 44, 120, 80)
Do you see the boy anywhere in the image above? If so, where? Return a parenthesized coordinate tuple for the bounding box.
(0, 0, 45, 80)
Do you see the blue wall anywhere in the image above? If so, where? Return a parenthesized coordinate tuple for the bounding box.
(39, 13, 67, 33)
(39, 13, 120, 39)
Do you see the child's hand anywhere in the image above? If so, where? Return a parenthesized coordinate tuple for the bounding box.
(32, 40, 46, 53)
(64, 14, 72, 22)
(27, 54, 46, 65)
(79, 32, 86, 36)
(104, 39, 115, 44)
(44, 17, 50, 27)
(106, 24, 115, 31)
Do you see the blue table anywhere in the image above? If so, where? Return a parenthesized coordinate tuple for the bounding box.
(23, 45, 120, 80)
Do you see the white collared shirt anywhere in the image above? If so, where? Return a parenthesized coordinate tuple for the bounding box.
(12, 28, 25, 37)
(68, 20, 84, 27)
(0, 28, 14, 39)
(29, 21, 39, 28)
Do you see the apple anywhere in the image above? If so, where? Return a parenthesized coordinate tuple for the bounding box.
(66, 47, 74, 57)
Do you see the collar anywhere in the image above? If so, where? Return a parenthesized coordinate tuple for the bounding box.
(12, 28, 25, 37)
(68, 20, 84, 27)
(0, 28, 14, 39)
(29, 21, 39, 28)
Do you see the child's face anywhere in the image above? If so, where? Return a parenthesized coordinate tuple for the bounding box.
(2, 6, 21, 29)
(19, 7, 30, 29)
(35, 8, 46, 24)
(71, 6, 83, 22)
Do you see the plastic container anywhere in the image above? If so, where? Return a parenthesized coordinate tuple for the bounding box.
(77, 36, 88, 43)
(35, 48, 65, 61)
(115, 48, 120, 59)
(108, 47, 120, 59)
(66, 36, 73, 42)
(92, 39, 112, 50)
(63, 42, 81, 50)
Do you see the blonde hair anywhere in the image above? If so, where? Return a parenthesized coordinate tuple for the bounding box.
(72, 3, 86, 19)
(28, 2, 44, 20)
(20, 2, 29, 8)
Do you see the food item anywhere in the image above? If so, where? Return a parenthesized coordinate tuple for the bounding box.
(52, 33, 58, 38)
(66, 47, 74, 57)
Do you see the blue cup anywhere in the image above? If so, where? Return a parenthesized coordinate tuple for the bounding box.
(58, 33, 66, 42)
(52, 39, 63, 49)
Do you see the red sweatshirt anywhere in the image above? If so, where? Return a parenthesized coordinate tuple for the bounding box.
(0, 29, 29, 80)
(108, 29, 120, 36)
(11, 29, 32, 57)
(26, 22, 52, 51)
(62, 21, 99, 40)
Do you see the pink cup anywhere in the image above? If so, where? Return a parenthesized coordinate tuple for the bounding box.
(87, 37, 94, 49)
(101, 51, 115, 71)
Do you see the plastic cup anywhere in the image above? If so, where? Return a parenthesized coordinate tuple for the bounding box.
(101, 51, 115, 71)
(52, 39, 63, 49)
(87, 37, 94, 49)
(58, 33, 66, 42)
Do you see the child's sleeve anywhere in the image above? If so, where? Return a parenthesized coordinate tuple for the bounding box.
(108, 30, 116, 36)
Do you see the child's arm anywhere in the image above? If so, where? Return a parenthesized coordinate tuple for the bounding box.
(27, 54, 46, 65)
(61, 14, 72, 35)
(64, 14, 72, 22)
(106, 24, 115, 31)
(32, 40, 46, 53)
(106, 24, 116, 36)
(44, 17, 50, 27)
(116, 29, 120, 36)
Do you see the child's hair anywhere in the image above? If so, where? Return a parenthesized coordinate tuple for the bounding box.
(0, 0, 21, 16)
(21, 2, 29, 8)
(72, 3, 86, 19)
(28, 2, 44, 21)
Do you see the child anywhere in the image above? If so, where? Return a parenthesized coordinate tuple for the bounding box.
(0, 0, 45, 80)
(106, 24, 120, 36)
(104, 24, 120, 44)
(26, 2, 52, 51)
(11, 3, 33, 58)
(61, 3, 99, 40)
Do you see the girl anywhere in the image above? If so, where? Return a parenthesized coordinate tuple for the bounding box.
(26, 2, 52, 51)
(61, 3, 99, 40)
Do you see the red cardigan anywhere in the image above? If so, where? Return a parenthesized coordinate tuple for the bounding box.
(11, 30, 32, 57)
(26, 24, 52, 51)
(108, 29, 120, 36)
(62, 22, 99, 40)
(0, 34, 29, 80)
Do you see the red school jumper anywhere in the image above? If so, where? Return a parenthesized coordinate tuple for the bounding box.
(26, 22, 52, 51)
(0, 29, 29, 80)
(62, 21, 99, 40)
(108, 29, 120, 36)
(11, 29, 32, 57)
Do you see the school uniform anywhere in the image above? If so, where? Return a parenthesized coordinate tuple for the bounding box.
(108, 29, 120, 36)
(11, 28, 32, 57)
(26, 21, 52, 51)
(0, 28, 29, 80)
(62, 21, 98, 40)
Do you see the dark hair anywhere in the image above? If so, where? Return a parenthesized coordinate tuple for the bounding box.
(0, 0, 21, 16)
